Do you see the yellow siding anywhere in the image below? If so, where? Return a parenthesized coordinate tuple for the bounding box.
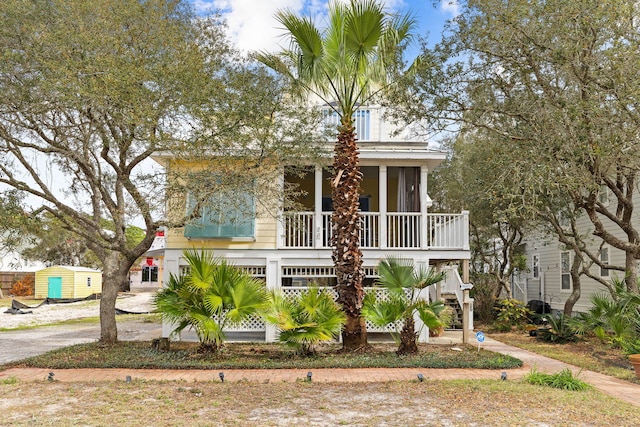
(72, 272, 102, 298)
(167, 215, 278, 250)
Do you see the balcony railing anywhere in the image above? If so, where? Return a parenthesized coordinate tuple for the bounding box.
(281, 211, 469, 250)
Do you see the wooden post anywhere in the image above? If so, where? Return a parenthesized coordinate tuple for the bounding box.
(462, 260, 470, 344)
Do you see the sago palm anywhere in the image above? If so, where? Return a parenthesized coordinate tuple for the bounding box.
(153, 249, 267, 352)
(264, 287, 345, 355)
(362, 256, 447, 354)
(256, 0, 416, 350)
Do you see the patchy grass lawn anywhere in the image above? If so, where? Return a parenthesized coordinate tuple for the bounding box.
(1, 379, 639, 426)
(491, 330, 638, 383)
(3, 341, 522, 370)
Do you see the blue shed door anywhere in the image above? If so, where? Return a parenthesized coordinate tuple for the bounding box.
(48, 277, 62, 299)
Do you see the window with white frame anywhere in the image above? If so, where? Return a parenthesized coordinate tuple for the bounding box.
(600, 247, 610, 277)
(561, 251, 571, 290)
(532, 254, 540, 279)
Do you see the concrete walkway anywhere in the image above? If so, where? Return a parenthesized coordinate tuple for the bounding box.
(1, 335, 639, 407)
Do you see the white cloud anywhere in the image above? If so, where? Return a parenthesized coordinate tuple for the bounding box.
(440, 0, 460, 17)
(194, 0, 410, 53)
(209, 0, 306, 53)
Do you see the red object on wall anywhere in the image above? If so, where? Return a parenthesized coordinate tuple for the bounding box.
(146, 257, 154, 266)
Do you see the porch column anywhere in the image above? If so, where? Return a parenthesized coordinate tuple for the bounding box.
(462, 259, 471, 344)
(265, 257, 281, 343)
(161, 254, 179, 339)
(415, 259, 430, 343)
(276, 170, 285, 248)
(462, 210, 470, 250)
(314, 166, 323, 248)
(420, 165, 429, 249)
(379, 165, 388, 250)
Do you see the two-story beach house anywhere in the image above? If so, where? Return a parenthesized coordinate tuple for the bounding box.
(155, 105, 472, 342)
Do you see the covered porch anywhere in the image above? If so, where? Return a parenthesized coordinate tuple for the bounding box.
(280, 165, 469, 251)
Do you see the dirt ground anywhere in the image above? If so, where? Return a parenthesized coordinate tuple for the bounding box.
(2, 378, 640, 426)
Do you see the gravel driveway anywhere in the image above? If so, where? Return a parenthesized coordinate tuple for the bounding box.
(0, 293, 161, 364)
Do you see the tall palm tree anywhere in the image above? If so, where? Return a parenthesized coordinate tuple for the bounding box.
(256, 0, 416, 350)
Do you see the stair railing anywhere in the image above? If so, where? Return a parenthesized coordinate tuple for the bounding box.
(441, 266, 474, 330)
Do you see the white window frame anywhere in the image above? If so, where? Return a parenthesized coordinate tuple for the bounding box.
(532, 254, 540, 279)
(560, 251, 572, 292)
(600, 246, 610, 277)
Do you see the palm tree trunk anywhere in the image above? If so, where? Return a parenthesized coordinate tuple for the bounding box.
(397, 316, 419, 355)
(332, 120, 367, 351)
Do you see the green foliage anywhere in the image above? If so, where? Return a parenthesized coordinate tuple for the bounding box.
(0, 190, 38, 256)
(571, 278, 640, 354)
(1, 376, 18, 385)
(256, 0, 416, 119)
(523, 368, 590, 391)
(493, 299, 533, 331)
(536, 314, 577, 343)
(153, 250, 267, 351)
(393, 0, 640, 292)
(362, 256, 447, 352)
(263, 287, 345, 355)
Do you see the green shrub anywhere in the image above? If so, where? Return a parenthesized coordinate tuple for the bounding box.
(536, 313, 577, 343)
(571, 278, 640, 352)
(523, 368, 590, 391)
(493, 298, 533, 331)
(153, 250, 267, 352)
(263, 287, 345, 355)
(362, 256, 447, 355)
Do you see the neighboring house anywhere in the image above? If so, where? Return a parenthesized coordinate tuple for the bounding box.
(519, 189, 635, 314)
(129, 229, 166, 293)
(154, 105, 472, 342)
(34, 265, 102, 299)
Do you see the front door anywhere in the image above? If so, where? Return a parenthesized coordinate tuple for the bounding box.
(47, 277, 62, 299)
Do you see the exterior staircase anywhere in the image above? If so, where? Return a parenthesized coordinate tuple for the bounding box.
(442, 293, 463, 329)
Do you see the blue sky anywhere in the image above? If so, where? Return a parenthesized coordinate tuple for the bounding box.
(189, 0, 459, 53)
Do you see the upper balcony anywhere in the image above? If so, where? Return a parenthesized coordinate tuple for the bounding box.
(280, 211, 469, 250)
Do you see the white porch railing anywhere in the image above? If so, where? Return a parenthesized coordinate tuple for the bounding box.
(281, 211, 469, 250)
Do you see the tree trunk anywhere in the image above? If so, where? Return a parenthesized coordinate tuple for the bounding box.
(626, 252, 639, 293)
(342, 313, 368, 351)
(564, 271, 581, 316)
(397, 316, 418, 355)
(99, 252, 135, 345)
(332, 120, 367, 351)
